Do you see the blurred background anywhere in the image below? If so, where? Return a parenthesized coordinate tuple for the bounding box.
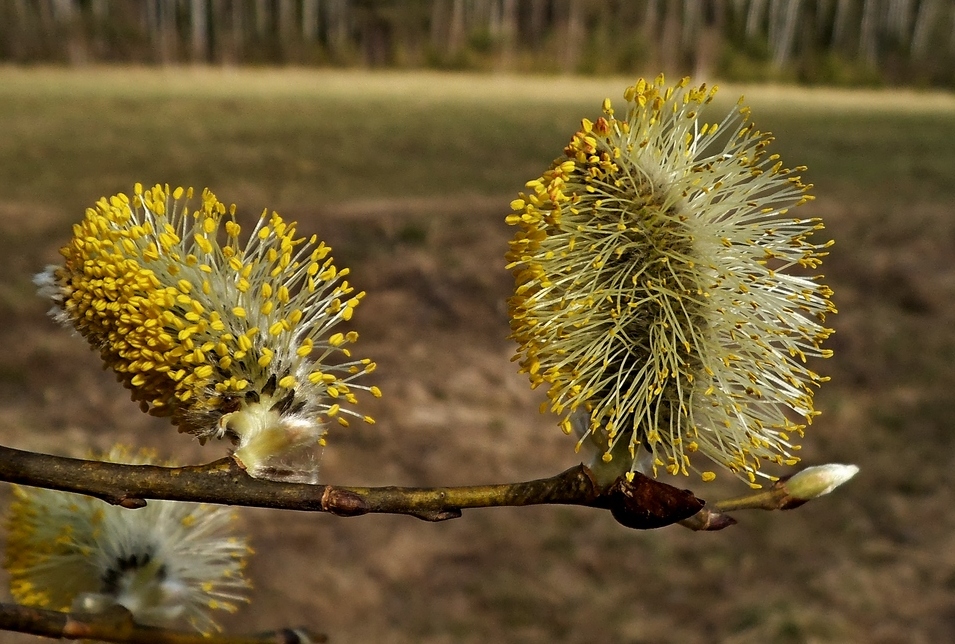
(3, 0, 955, 86)
(1, 2, 954, 643)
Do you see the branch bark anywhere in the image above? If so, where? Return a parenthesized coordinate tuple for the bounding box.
(0, 602, 326, 643)
(0, 444, 704, 530)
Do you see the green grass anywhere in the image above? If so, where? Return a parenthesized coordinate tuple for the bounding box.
(1, 68, 953, 216)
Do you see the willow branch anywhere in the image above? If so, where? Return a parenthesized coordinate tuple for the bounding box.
(0, 444, 704, 530)
(679, 465, 859, 531)
(678, 486, 798, 531)
(0, 602, 325, 643)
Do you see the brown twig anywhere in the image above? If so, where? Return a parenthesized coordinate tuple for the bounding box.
(0, 443, 704, 530)
(0, 602, 326, 643)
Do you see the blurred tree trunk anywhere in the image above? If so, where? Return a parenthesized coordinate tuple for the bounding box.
(499, 0, 518, 69)
(528, 0, 549, 49)
(360, 4, 392, 67)
(156, 0, 179, 64)
(472, 0, 493, 35)
(448, 0, 466, 54)
(230, 0, 245, 62)
(694, 0, 724, 79)
(51, 0, 86, 64)
(303, 0, 320, 41)
(832, 0, 855, 49)
(211, 0, 236, 65)
(254, 0, 271, 37)
(643, 0, 661, 70)
(35, 0, 55, 59)
(746, 0, 767, 39)
(558, 0, 584, 73)
(6, 0, 33, 60)
(89, 0, 109, 60)
(682, 0, 702, 53)
(910, 0, 939, 59)
(887, 0, 913, 45)
(191, 0, 209, 62)
(772, 0, 802, 68)
(816, 0, 833, 38)
(660, 1, 682, 72)
(278, 0, 296, 59)
(859, 0, 881, 65)
(767, 0, 782, 49)
(326, 0, 350, 59)
(949, 2, 955, 54)
(488, 0, 502, 38)
(430, 0, 449, 52)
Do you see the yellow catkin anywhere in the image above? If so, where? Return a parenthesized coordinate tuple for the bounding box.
(505, 76, 834, 485)
(3, 446, 251, 634)
(40, 184, 380, 477)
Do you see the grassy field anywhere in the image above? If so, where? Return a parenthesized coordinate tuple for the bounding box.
(1, 68, 955, 643)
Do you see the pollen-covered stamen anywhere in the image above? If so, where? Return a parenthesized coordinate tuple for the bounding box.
(40, 184, 378, 478)
(506, 75, 835, 488)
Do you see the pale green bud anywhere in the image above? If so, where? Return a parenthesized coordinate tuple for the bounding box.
(785, 463, 859, 501)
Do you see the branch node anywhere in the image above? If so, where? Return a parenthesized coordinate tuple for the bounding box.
(62, 618, 93, 638)
(679, 505, 738, 531)
(779, 497, 808, 511)
(320, 487, 369, 516)
(410, 509, 462, 522)
(600, 474, 705, 530)
(117, 496, 148, 509)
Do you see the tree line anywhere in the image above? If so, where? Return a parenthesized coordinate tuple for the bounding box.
(2, 0, 953, 86)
